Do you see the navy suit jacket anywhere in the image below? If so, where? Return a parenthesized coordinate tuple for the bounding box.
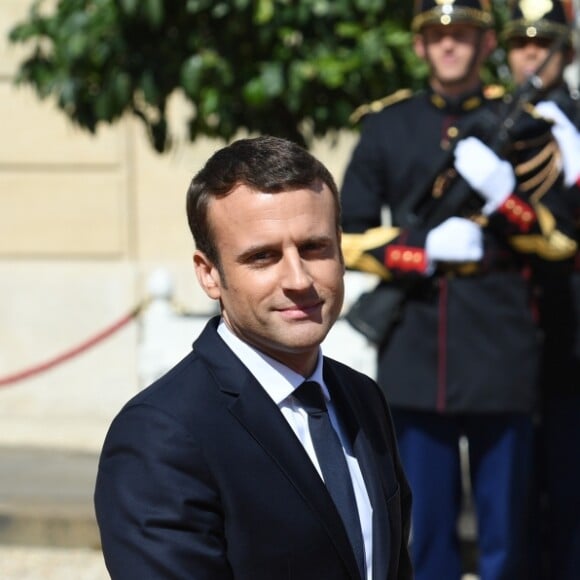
(94, 317, 412, 579)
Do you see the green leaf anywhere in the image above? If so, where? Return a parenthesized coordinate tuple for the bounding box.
(94, 90, 113, 120)
(199, 87, 219, 116)
(243, 78, 267, 106)
(119, 0, 139, 16)
(260, 62, 284, 97)
(181, 55, 204, 95)
(144, 0, 164, 28)
(140, 72, 158, 105)
(255, 0, 274, 24)
(65, 33, 87, 59)
(113, 72, 131, 107)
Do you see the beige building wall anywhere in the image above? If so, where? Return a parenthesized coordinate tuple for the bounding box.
(0, 0, 357, 451)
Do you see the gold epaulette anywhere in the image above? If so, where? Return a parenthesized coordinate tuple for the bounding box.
(349, 89, 413, 125)
(483, 84, 506, 100)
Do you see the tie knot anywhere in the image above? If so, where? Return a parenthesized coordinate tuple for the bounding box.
(294, 381, 327, 416)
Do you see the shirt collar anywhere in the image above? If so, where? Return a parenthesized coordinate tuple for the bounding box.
(217, 319, 328, 405)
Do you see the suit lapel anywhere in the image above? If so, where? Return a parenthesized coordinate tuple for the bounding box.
(193, 319, 361, 580)
(324, 363, 392, 580)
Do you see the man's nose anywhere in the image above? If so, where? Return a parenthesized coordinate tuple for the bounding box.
(281, 252, 312, 290)
(522, 43, 541, 57)
(440, 33, 459, 47)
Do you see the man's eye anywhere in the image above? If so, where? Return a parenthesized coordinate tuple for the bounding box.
(302, 242, 329, 255)
(249, 251, 275, 264)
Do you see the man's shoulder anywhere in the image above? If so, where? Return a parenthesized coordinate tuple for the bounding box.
(123, 349, 204, 408)
(350, 88, 416, 124)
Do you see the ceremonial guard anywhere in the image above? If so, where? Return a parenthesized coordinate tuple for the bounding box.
(504, 2, 580, 578)
(340, 1, 576, 578)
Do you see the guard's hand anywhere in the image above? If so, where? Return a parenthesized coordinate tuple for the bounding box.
(425, 217, 483, 263)
(535, 100, 580, 188)
(454, 136, 515, 215)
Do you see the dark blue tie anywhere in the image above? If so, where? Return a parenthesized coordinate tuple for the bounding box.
(295, 381, 366, 578)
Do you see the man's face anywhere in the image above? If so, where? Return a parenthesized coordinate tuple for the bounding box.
(415, 23, 494, 95)
(507, 37, 566, 89)
(194, 182, 344, 377)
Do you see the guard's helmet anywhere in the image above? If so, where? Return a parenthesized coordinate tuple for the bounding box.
(503, 0, 573, 46)
(412, 0, 494, 33)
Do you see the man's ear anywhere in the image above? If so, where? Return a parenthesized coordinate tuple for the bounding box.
(193, 250, 222, 300)
(413, 34, 426, 59)
(482, 29, 497, 59)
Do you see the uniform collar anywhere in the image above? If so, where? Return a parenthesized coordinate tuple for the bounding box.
(428, 85, 486, 114)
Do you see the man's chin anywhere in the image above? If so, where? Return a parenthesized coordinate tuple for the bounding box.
(279, 324, 330, 349)
(438, 73, 470, 88)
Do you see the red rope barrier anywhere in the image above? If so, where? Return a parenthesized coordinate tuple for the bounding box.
(0, 301, 147, 388)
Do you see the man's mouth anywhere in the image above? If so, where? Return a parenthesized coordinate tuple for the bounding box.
(278, 302, 323, 319)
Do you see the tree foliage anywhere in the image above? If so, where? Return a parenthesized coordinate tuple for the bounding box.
(9, 0, 507, 152)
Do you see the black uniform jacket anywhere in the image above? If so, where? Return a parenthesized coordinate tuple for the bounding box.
(341, 87, 547, 414)
(94, 317, 413, 580)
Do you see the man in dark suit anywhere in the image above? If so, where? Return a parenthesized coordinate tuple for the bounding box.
(94, 135, 412, 580)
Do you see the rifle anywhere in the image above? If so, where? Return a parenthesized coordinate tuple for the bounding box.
(395, 32, 569, 230)
(345, 33, 569, 345)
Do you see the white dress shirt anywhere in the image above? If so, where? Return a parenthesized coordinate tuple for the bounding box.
(218, 320, 373, 580)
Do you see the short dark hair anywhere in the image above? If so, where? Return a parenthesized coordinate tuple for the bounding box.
(186, 135, 341, 269)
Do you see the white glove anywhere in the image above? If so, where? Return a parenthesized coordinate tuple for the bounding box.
(454, 136, 515, 215)
(535, 100, 580, 188)
(425, 217, 483, 263)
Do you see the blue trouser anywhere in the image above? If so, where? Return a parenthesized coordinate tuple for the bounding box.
(531, 393, 580, 580)
(391, 409, 533, 580)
